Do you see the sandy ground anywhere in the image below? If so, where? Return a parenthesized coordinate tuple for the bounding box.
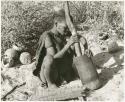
(86, 34, 124, 101)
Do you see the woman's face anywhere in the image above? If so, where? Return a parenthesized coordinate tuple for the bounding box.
(56, 21, 68, 35)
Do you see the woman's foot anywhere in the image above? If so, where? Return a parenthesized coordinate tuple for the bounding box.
(41, 82, 48, 89)
(48, 84, 58, 89)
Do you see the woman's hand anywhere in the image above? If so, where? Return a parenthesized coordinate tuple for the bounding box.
(85, 49, 93, 57)
(66, 35, 79, 47)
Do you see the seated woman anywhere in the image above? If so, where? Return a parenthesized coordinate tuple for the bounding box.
(33, 9, 90, 89)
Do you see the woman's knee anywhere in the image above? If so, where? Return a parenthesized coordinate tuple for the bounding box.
(44, 55, 54, 66)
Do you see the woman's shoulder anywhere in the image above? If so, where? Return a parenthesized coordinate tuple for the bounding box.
(40, 30, 53, 39)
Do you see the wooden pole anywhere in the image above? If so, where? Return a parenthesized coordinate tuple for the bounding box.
(64, 1, 82, 57)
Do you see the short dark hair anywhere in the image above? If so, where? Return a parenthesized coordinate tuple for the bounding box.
(53, 16, 66, 24)
(53, 15, 73, 24)
(53, 8, 73, 24)
(53, 9, 66, 23)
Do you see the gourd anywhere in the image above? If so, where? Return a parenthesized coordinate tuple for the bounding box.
(20, 52, 31, 65)
(2, 48, 19, 68)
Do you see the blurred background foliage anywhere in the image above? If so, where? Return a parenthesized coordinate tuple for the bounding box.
(1, 1, 124, 57)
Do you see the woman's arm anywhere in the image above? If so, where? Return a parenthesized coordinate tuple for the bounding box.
(46, 42, 70, 59)
(46, 36, 78, 59)
(53, 43, 70, 59)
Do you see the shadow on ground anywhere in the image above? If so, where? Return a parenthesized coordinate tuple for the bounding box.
(91, 46, 124, 88)
(91, 46, 124, 68)
(99, 65, 123, 87)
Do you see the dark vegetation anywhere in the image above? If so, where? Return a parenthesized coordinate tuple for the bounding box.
(1, 1, 124, 57)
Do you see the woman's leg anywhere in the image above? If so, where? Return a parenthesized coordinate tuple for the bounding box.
(43, 55, 58, 88)
(40, 63, 47, 88)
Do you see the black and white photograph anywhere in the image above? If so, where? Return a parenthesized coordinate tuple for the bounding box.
(1, 0, 124, 101)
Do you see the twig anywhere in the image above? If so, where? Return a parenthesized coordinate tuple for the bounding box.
(70, 2, 81, 14)
(1, 82, 26, 101)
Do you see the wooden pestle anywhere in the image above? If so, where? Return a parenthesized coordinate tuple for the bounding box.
(64, 2, 101, 90)
(64, 1, 82, 57)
